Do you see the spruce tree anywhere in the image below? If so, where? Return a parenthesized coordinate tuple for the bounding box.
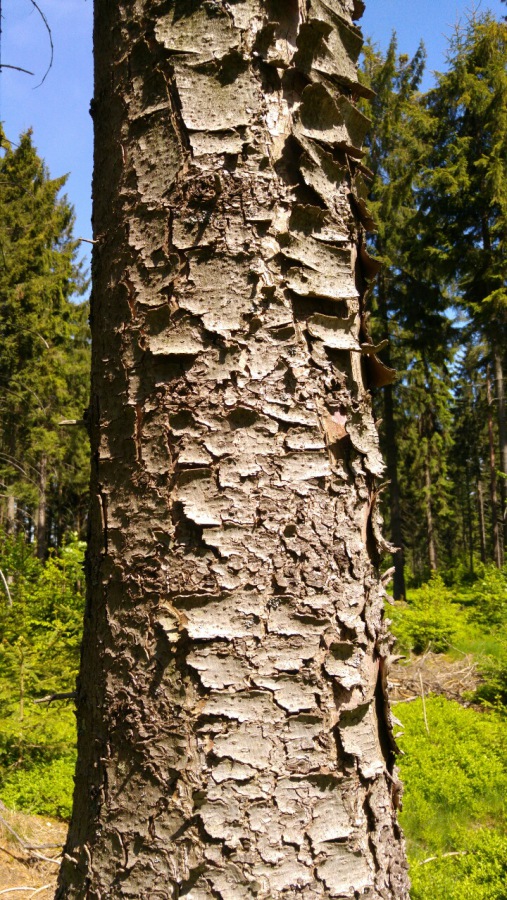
(360, 37, 453, 591)
(56, 2, 410, 896)
(422, 15, 507, 564)
(0, 128, 90, 554)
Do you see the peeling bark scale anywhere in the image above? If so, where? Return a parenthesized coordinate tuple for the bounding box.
(56, 2, 409, 898)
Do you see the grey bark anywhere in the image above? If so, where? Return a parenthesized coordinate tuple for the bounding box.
(56, 2, 409, 898)
(5, 492, 16, 534)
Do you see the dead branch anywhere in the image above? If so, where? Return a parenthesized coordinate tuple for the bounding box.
(0, 64, 34, 75)
(418, 850, 467, 866)
(0, 888, 51, 897)
(28, 0, 53, 87)
(0, 811, 63, 863)
(34, 691, 77, 705)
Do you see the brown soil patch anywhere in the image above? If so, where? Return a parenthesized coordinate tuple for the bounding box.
(0, 804, 67, 898)
(389, 650, 481, 705)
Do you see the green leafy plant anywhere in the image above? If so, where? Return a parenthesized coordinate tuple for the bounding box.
(397, 696, 507, 900)
(390, 573, 461, 653)
(468, 566, 507, 629)
(0, 532, 84, 818)
(0, 754, 76, 820)
(473, 641, 507, 714)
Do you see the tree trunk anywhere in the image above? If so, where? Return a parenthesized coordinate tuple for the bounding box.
(424, 446, 437, 572)
(5, 492, 16, 535)
(477, 478, 487, 565)
(493, 344, 507, 548)
(487, 367, 503, 568)
(377, 276, 405, 599)
(464, 462, 474, 577)
(56, 3, 409, 898)
(36, 454, 48, 560)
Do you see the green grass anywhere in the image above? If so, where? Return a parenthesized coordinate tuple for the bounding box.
(388, 568, 507, 897)
(0, 752, 76, 820)
(0, 534, 84, 820)
(396, 687, 507, 898)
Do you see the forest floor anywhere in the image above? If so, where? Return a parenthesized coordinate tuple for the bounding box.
(390, 649, 481, 705)
(0, 653, 483, 898)
(0, 806, 66, 897)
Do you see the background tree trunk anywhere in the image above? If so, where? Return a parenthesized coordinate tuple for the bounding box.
(487, 367, 504, 567)
(57, 2, 409, 897)
(493, 345, 507, 551)
(382, 377, 406, 598)
(376, 275, 406, 599)
(36, 454, 47, 560)
(477, 479, 487, 565)
(424, 452, 438, 572)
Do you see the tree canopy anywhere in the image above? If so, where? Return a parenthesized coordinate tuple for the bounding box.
(0, 128, 90, 555)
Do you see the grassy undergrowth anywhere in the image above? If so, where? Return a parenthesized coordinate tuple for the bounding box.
(391, 566, 507, 898)
(1, 535, 506, 900)
(0, 533, 83, 818)
(397, 698, 507, 899)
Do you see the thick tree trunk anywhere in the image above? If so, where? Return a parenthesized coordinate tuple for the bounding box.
(57, 2, 409, 898)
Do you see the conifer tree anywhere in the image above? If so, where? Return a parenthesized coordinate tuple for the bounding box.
(56, 2, 410, 896)
(0, 128, 90, 554)
(360, 38, 452, 592)
(422, 15, 507, 564)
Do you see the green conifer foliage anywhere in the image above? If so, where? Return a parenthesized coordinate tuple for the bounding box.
(422, 15, 507, 565)
(361, 38, 454, 589)
(0, 129, 90, 553)
(424, 16, 507, 322)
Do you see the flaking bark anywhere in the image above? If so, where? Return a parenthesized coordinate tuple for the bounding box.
(56, 2, 409, 898)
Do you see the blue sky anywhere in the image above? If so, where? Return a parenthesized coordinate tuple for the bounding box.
(1, 0, 505, 276)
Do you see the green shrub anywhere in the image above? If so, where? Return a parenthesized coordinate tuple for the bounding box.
(0, 533, 84, 818)
(390, 574, 461, 654)
(473, 641, 507, 714)
(409, 828, 507, 900)
(0, 753, 76, 820)
(396, 696, 507, 900)
(468, 566, 507, 629)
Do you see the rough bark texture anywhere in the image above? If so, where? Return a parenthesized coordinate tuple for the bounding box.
(56, 2, 409, 898)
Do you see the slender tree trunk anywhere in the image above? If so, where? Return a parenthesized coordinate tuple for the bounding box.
(5, 492, 16, 534)
(424, 447, 437, 572)
(477, 479, 487, 565)
(487, 367, 503, 568)
(57, 3, 409, 898)
(377, 277, 405, 599)
(36, 454, 47, 560)
(465, 462, 474, 577)
(493, 344, 507, 547)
